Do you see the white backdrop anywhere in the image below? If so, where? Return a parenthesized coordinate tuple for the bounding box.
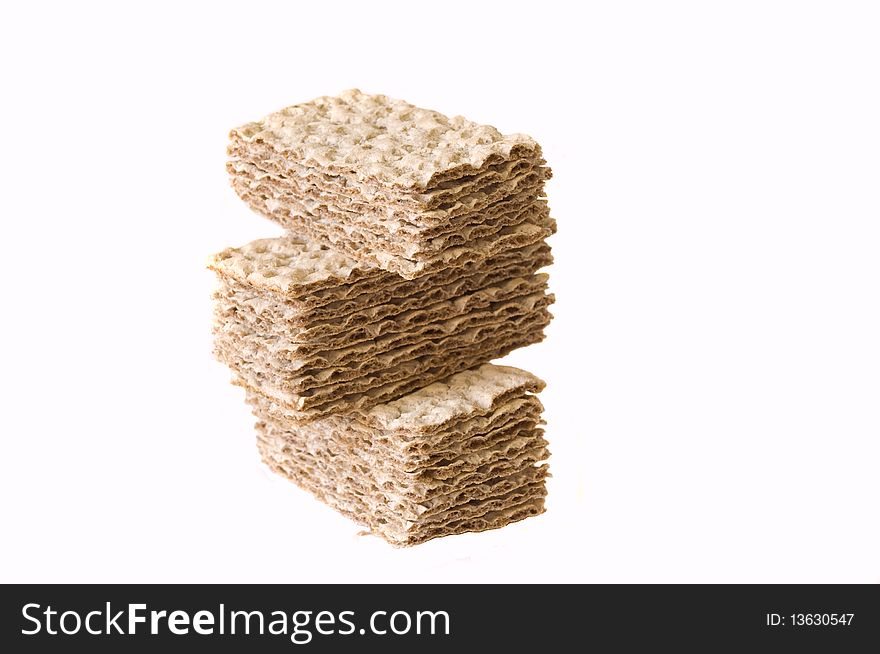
(1, 1, 878, 583)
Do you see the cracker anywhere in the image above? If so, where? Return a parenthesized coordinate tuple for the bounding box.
(230, 89, 540, 192)
(251, 363, 548, 545)
(228, 90, 553, 277)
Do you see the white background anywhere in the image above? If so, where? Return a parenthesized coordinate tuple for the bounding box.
(1, 1, 878, 583)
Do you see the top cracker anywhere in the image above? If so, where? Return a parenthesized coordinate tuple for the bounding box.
(230, 89, 539, 191)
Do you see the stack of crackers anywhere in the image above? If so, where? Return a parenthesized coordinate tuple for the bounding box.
(211, 90, 555, 545)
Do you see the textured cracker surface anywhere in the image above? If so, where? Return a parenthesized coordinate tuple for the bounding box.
(231, 89, 539, 191)
(229, 171, 550, 258)
(216, 285, 549, 367)
(208, 237, 364, 292)
(215, 273, 549, 348)
(209, 235, 553, 295)
(221, 306, 552, 398)
(228, 319, 549, 419)
(364, 364, 545, 432)
(250, 363, 548, 545)
(258, 424, 547, 546)
(257, 209, 556, 279)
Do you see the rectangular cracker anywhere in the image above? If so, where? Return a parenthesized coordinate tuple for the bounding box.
(228, 90, 553, 277)
(229, 89, 541, 193)
(252, 363, 548, 546)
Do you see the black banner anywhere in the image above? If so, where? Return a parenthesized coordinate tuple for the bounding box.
(1, 584, 877, 651)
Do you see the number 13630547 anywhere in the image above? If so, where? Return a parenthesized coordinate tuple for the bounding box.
(766, 613, 854, 627)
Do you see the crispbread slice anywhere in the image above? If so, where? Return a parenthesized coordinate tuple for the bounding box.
(229, 89, 541, 193)
(251, 363, 548, 545)
(227, 90, 554, 277)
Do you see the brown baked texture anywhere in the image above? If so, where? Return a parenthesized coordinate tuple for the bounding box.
(210, 235, 554, 419)
(227, 89, 554, 278)
(215, 92, 556, 546)
(252, 364, 549, 546)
